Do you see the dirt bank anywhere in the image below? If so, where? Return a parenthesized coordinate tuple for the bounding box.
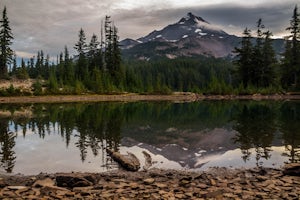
(1, 93, 300, 104)
(0, 93, 199, 104)
(0, 167, 299, 199)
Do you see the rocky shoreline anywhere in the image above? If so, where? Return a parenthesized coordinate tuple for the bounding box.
(0, 166, 299, 200)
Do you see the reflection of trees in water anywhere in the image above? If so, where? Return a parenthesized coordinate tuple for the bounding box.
(233, 103, 276, 167)
(0, 120, 16, 173)
(279, 102, 300, 163)
(1, 101, 300, 172)
(7, 104, 123, 169)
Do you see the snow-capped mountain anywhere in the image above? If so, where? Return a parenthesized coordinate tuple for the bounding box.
(121, 12, 284, 60)
(138, 12, 228, 43)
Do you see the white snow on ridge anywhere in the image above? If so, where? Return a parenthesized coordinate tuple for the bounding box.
(195, 29, 202, 33)
(166, 39, 178, 43)
(182, 35, 188, 38)
(199, 32, 207, 36)
(156, 35, 162, 38)
(179, 22, 185, 25)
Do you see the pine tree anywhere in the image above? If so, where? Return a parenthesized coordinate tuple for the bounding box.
(0, 6, 13, 79)
(281, 5, 300, 89)
(74, 28, 87, 55)
(64, 46, 74, 84)
(88, 33, 100, 71)
(235, 28, 253, 87)
(16, 58, 29, 79)
(74, 28, 88, 81)
(104, 16, 122, 85)
(112, 26, 121, 78)
(261, 30, 276, 87)
(252, 19, 265, 87)
(104, 16, 113, 72)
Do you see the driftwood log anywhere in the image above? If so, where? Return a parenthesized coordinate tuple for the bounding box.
(107, 149, 140, 172)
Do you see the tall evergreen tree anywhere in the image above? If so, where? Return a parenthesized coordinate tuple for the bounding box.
(74, 28, 88, 81)
(252, 19, 265, 87)
(0, 6, 13, 78)
(235, 28, 253, 87)
(261, 30, 276, 87)
(88, 33, 100, 71)
(281, 5, 300, 89)
(64, 46, 74, 84)
(104, 16, 121, 85)
(74, 28, 87, 55)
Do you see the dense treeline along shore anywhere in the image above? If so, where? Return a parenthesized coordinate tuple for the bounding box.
(0, 6, 300, 97)
(0, 166, 299, 199)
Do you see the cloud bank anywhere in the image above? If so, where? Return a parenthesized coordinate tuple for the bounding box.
(1, 0, 298, 58)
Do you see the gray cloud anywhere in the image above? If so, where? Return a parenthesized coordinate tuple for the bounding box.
(1, 0, 299, 59)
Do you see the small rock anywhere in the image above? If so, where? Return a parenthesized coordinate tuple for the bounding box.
(7, 186, 28, 190)
(197, 183, 208, 189)
(256, 192, 268, 198)
(33, 178, 55, 188)
(210, 178, 216, 186)
(129, 182, 139, 189)
(175, 193, 185, 198)
(73, 186, 94, 192)
(154, 183, 167, 188)
(143, 178, 155, 185)
(256, 175, 268, 181)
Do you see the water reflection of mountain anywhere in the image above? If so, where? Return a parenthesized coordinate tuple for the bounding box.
(0, 101, 299, 173)
(121, 127, 238, 169)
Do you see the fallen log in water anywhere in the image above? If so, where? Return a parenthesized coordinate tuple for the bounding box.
(107, 149, 140, 172)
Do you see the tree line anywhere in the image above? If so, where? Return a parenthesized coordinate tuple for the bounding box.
(0, 5, 299, 95)
(235, 6, 300, 91)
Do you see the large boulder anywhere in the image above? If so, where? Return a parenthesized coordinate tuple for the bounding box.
(56, 174, 96, 188)
(107, 149, 140, 172)
(283, 163, 300, 176)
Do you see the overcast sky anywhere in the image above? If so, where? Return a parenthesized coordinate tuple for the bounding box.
(1, 0, 299, 60)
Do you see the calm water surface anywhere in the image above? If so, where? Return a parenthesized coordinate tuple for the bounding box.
(0, 101, 299, 175)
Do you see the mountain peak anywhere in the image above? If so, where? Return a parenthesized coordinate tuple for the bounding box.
(137, 12, 228, 44)
(178, 12, 209, 25)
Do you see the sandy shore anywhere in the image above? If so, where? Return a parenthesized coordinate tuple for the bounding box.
(0, 167, 299, 199)
(1, 93, 300, 104)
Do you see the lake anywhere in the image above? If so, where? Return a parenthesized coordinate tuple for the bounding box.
(0, 101, 299, 175)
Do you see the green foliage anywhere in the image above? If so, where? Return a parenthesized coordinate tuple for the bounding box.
(32, 80, 43, 95)
(235, 19, 277, 89)
(123, 57, 235, 94)
(74, 80, 86, 94)
(0, 84, 21, 96)
(47, 71, 59, 93)
(0, 6, 13, 79)
(281, 5, 300, 90)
